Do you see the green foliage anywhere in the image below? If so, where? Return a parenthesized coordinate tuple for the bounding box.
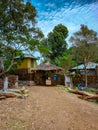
(70, 24, 98, 64)
(42, 24, 68, 62)
(0, 0, 43, 47)
(48, 31, 67, 59)
(54, 49, 76, 73)
(53, 24, 68, 38)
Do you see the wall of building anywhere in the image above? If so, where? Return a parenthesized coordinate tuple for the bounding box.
(17, 58, 37, 69)
(17, 58, 30, 69)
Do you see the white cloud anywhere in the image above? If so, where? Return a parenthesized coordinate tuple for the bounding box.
(37, 2, 98, 46)
(45, 3, 55, 7)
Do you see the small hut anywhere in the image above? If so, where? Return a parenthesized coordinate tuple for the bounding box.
(70, 62, 98, 86)
(35, 62, 64, 86)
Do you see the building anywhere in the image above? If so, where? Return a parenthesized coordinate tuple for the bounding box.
(35, 61, 64, 86)
(15, 54, 37, 80)
(71, 62, 98, 76)
(70, 62, 98, 87)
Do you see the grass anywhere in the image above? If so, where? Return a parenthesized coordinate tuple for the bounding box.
(56, 85, 68, 92)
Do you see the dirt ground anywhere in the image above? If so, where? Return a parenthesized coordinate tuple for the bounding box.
(0, 86, 98, 130)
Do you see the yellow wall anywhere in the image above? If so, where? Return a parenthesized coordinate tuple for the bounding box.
(17, 58, 37, 69)
(32, 59, 37, 68)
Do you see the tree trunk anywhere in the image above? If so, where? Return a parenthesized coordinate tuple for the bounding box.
(0, 57, 5, 78)
(64, 74, 66, 86)
(0, 56, 15, 77)
(85, 67, 88, 88)
(84, 58, 88, 89)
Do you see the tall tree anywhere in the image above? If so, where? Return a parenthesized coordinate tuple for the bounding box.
(42, 24, 68, 63)
(0, 0, 44, 77)
(70, 24, 98, 87)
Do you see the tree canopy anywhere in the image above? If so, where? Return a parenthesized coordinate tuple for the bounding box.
(70, 25, 98, 64)
(41, 24, 68, 63)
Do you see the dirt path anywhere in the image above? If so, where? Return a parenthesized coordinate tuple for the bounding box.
(0, 86, 98, 130)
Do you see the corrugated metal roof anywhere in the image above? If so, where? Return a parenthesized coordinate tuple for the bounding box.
(15, 54, 37, 59)
(72, 62, 98, 70)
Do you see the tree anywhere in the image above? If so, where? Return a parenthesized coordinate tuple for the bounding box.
(42, 24, 68, 63)
(54, 48, 76, 86)
(56, 49, 76, 72)
(0, 0, 44, 77)
(70, 24, 98, 87)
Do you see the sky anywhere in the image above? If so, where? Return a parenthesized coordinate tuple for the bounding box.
(29, 0, 98, 47)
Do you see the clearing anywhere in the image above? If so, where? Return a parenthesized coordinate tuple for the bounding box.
(0, 86, 98, 130)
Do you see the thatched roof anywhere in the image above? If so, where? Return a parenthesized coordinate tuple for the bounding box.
(37, 62, 63, 71)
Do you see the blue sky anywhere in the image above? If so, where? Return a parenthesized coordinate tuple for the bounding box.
(30, 0, 98, 47)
